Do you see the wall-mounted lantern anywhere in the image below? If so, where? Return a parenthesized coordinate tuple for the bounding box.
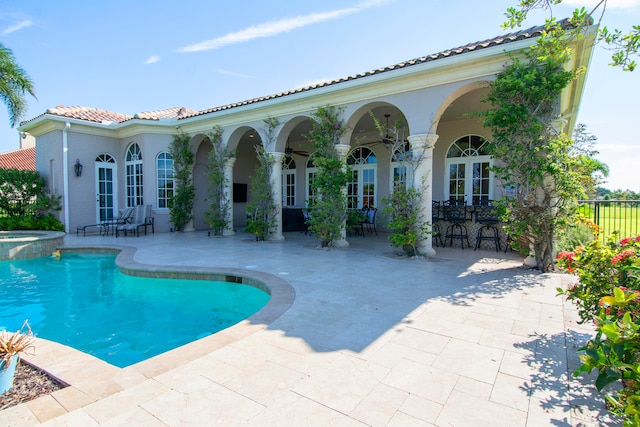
(74, 159, 83, 177)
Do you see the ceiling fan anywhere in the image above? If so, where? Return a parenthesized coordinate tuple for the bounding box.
(284, 139, 310, 158)
(360, 114, 407, 147)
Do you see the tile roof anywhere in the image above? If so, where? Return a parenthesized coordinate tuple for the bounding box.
(26, 22, 552, 127)
(133, 107, 198, 120)
(182, 23, 548, 120)
(45, 106, 133, 123)
(0, 146, 36, 170)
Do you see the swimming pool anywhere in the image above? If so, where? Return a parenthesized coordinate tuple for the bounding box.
(0, 252, 270, 367)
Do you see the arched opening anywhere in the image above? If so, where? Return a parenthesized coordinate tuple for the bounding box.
(445, 135, 492, 205)
(347, 147, 377, 209)
(95, 153, 116, 222)
(124, 143, 143, 208)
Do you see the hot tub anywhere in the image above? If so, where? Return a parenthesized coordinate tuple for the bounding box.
(0, 230, 65, 260)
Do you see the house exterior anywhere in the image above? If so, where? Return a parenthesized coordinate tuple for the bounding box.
(18, 23, 596, 254)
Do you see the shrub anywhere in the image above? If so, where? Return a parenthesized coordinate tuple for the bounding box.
(557, 235, 640, 425)
(0, 214, 63, 231)
(383, 186, 430, 256)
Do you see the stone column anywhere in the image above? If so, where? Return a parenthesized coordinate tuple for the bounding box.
(332, 143, 351, 248)
(268, 151, 285, 241)
(222, 157, 236, 236)
(408, 133, 438, 256)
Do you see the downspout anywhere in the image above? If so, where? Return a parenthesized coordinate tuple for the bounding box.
(62, 122, 71, 233)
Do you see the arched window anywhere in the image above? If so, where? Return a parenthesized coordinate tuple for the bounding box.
(282, 157, 296, 207)
(445, 135, 492, 205)
(390, 142, 412, 191)
(305, 157, 318, 206)
(125, 143, 143, 207)
(156, 152, 174, 209)
(347, 147, 377, 209)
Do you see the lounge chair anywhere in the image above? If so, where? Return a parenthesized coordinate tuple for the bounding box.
(115, 205, 154, 237)
(102, 207, 134, 236)
(76, 207, 134, 236)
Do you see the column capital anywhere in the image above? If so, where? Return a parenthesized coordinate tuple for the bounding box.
(224, 157, 237, 169)
(267, 151, 285, 163)
(408, 133, 438, 151)
(334, 143, 351, 158)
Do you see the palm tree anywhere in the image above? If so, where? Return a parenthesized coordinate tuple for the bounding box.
(0, 42, 35, 127)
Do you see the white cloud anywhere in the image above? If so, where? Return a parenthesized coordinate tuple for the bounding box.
(145, 56, 160, 64)
(2, 19, 33, 35)
(178, 1, 391, 53)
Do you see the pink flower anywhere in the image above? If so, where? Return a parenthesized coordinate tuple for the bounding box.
(620, 237, 633, 246)
(612, 249, 635, 265)
(557, 251, 576, 261)
(557, 251, 576, 273)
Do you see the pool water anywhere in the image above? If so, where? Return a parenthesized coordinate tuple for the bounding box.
(0, 253, 270, 367)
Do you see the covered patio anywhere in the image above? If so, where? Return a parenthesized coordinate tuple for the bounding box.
(2, 231, 616, 426)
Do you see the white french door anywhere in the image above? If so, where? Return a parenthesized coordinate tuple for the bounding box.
(446, 159, 491, 204)
(95, 154, 117, 222)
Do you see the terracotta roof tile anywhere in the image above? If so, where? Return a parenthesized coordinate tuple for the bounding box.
(24, 22, 557, 127)
(0, 147, 36, 170)
(132, 107, 198, 120)
(185, 23, 548, 120)
(45, 106, 132, 123)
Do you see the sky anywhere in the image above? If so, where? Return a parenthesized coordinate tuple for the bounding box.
(0, 0, 638, 191)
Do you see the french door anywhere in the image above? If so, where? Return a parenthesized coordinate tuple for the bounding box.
(446, 159, 491, 205)
(95, 154, 117, 222)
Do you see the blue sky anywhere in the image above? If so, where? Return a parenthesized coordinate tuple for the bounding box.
(0, 0, 638, 191)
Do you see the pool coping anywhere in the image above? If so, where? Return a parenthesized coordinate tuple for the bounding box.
(18, 244, 296, 421)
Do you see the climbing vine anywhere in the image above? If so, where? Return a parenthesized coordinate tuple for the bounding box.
(305, 105, 350, 247)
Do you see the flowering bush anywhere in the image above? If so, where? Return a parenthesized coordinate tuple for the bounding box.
(558, 235, 640, 425)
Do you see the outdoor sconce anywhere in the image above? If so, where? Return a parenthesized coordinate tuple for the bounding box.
(74, 159, 83, 177)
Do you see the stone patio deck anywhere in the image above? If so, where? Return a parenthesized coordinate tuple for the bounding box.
(0, 230, 619, 426)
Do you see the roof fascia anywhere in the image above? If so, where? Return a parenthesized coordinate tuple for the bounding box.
(560, 25, 598, 133)
(174, 37, 540, 133)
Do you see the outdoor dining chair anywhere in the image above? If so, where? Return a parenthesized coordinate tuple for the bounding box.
(474, 203, 502, 251)
(362, 207, 378, 235)
(431, 200, 444, 247)
(443, 201, 470, 249)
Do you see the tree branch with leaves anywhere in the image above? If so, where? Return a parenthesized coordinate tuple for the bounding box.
(504, 0, 639, 71)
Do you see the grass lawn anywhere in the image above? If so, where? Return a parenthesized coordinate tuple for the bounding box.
(579, 202, 640, 240)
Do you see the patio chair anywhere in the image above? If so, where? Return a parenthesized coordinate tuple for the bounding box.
(443, 202, 470, 249)
(431, 200, 444, 247)
(362, 207, 378, 235)
(474, 203, 501, 252)
(76, 207, 134, 236)
(116, 205, 154, 237)
(302, 209, 312, 236)
(102, 207, 134, 236)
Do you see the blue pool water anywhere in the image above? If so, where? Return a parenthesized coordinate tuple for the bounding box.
(0, 253, 270, 367)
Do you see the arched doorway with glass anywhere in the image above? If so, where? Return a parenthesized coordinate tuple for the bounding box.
(347, 147, 377, 209)
(125, 143, 143, 208)
(95, 153, 117, 222)
(305, 157, 318, 207)
(282, 156, 296, 207)
(445, 135, 492, 205)
(390, 142, 413, 191)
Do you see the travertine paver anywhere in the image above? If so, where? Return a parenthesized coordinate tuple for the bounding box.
(0, 231, 620, 426)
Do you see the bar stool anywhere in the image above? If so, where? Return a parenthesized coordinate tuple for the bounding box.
(444, 200, 470, 249)
(474, 204, 501, 252)
(431, 200, 444, 247)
